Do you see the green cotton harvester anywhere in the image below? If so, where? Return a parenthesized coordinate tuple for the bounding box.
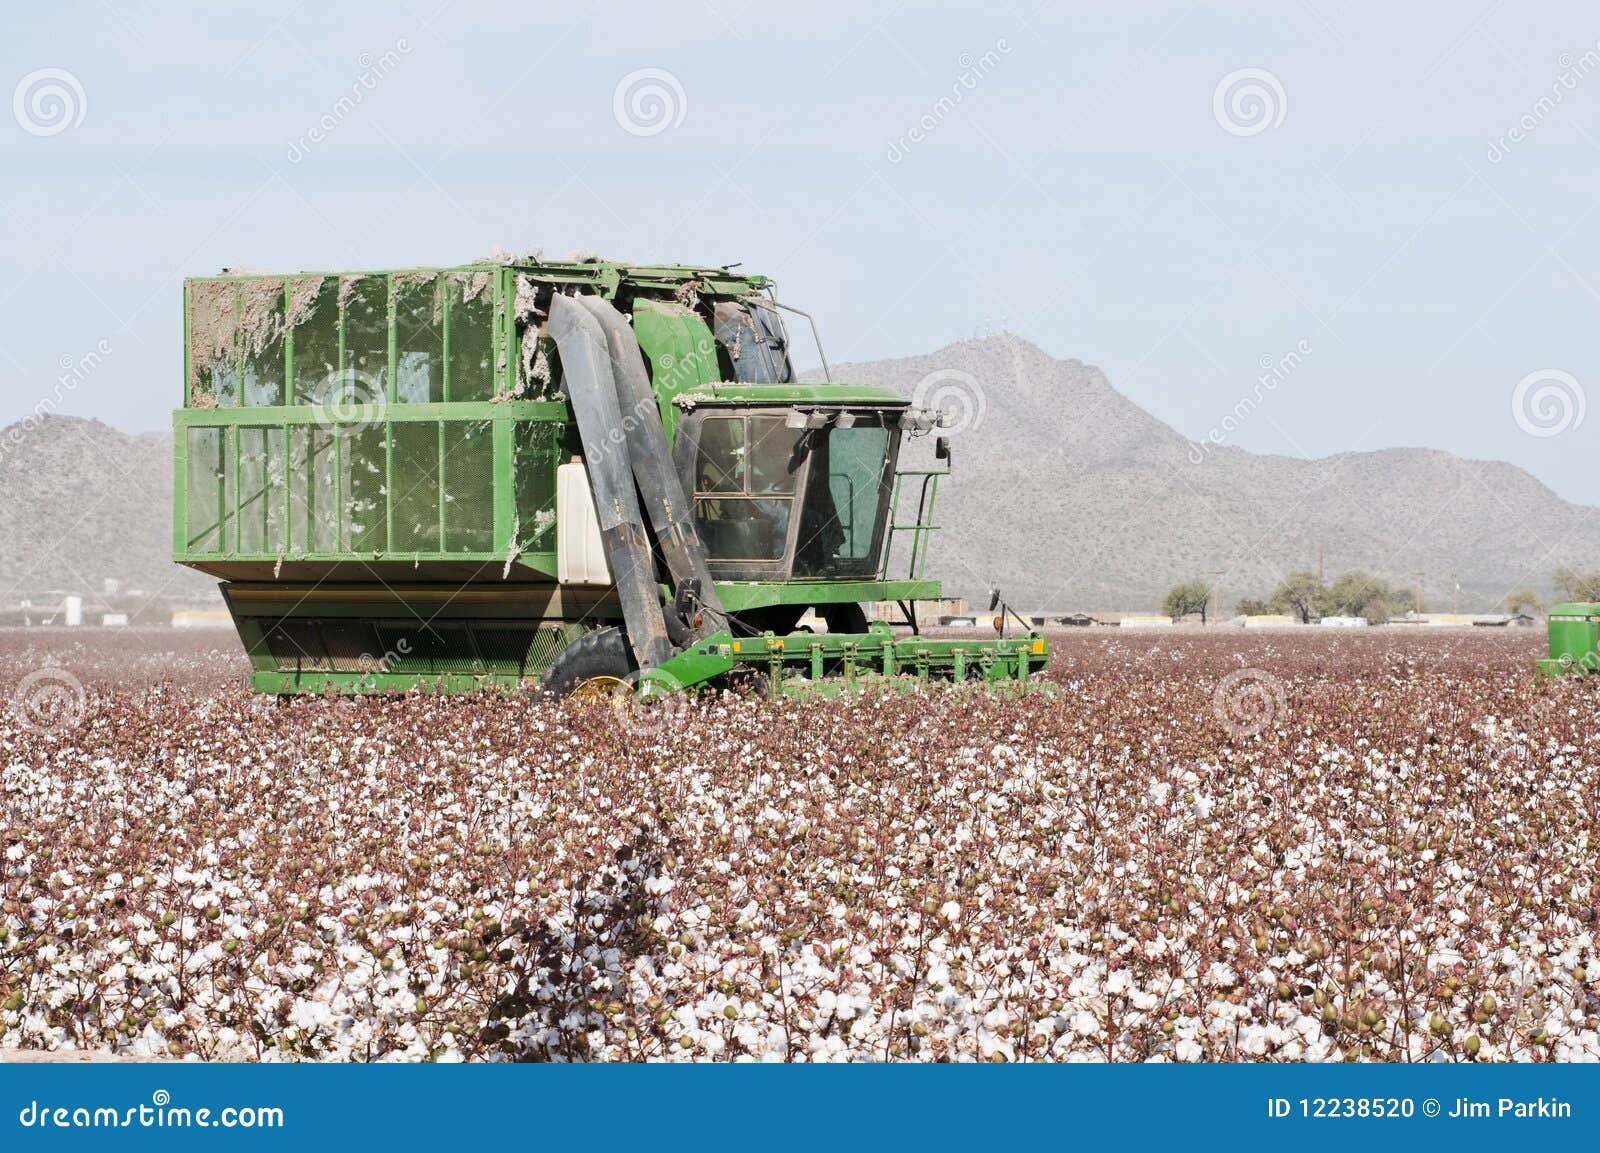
(172, 258, 1047, 697)
(1538, 603, 1600, 676)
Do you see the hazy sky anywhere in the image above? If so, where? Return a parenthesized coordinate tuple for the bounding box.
(3, 1, 1596, 502)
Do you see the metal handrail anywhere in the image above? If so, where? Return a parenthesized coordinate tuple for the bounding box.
(881, 464, 948, 581)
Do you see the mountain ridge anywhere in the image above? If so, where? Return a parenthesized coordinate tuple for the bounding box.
(3, 335, 1594, 612)
(812, 334, 1597, 610)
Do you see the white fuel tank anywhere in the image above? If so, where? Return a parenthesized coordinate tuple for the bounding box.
(556, 460, 613, 585)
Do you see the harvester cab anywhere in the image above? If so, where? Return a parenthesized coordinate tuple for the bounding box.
(172, 258, 1047, 698)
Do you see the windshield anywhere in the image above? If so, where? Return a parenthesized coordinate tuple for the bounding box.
(692, 414, 805, 561)
(712, 301, 792, 384)
(689, 409, 894, 577)
(792, 420, 892, 578)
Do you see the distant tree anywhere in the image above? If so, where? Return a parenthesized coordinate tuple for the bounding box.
(1505, 588, 1543, 616)
(1269, 571, 1326, 624)
(1235, 596, 1274, 617)
(1163, 580, 1211, 623)
(1324, 570, 1407, 623)
(1554, 567, 1600, 603)
(1386, 585, 1420, 618)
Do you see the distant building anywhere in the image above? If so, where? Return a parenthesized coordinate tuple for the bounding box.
(172, 609, 232, 629)
(873, 598, 968, 626)
(1393, 612, 1476, 627)
(1120, 615, 1174, 629)
(1472, 613, 1538, 628)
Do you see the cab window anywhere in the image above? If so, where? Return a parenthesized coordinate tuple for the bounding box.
(693, 415, 804, 561)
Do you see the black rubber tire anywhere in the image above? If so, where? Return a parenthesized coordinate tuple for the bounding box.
(541, 627, 639, 696)
(821, 602, 870, 635)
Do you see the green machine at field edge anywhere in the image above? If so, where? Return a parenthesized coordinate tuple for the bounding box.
(172, 258, 1047, 697)
(1537, 604, 1600, 676)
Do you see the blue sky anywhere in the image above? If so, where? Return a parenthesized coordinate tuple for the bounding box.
(2, 1, 1596, 502)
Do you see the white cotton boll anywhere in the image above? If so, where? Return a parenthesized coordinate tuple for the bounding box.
(979, 1033, 1015, 1062)
(940, 900, 961, 923)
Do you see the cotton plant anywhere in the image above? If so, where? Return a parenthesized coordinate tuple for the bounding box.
(0, 629, 1597, 1062)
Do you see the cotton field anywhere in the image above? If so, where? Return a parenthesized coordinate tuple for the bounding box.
(2, 627, 1598, 1063)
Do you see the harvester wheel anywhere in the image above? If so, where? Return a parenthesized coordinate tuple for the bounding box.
(541, 627, 639, 697)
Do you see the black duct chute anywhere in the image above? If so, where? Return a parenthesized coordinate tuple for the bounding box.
(577, 295, 726, 641)
(545, 295, 674, 671)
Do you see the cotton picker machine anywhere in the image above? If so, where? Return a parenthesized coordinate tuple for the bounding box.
(172, 258, 1047, 698)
